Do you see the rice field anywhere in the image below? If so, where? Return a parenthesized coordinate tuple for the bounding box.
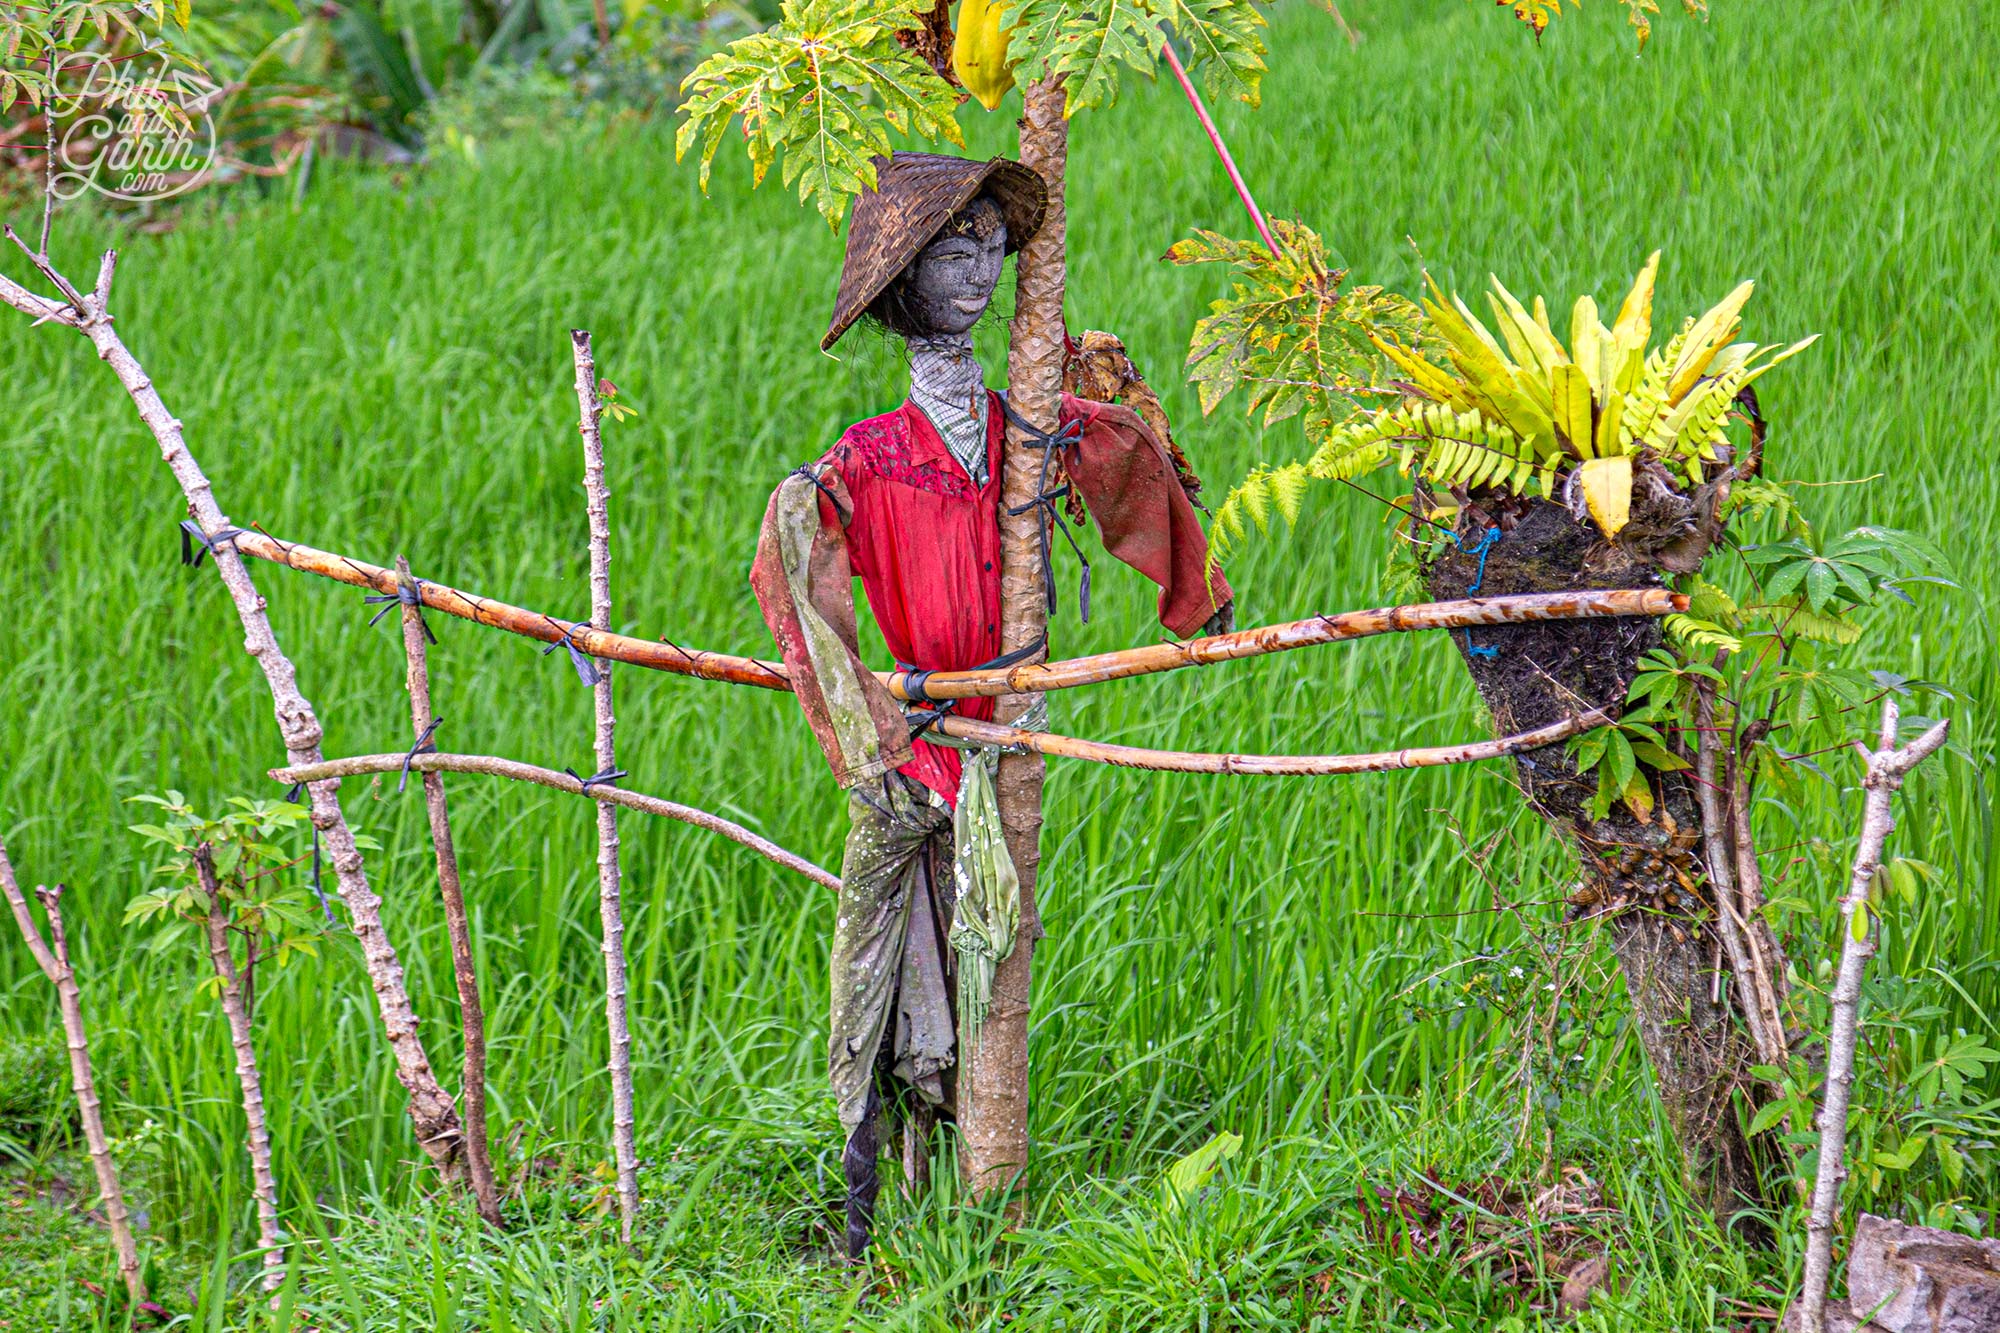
(0, 0, 1994, 1326)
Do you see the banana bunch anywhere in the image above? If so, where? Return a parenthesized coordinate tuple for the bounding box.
(1348, 253, 1818, 540)
(953, 0, 1016, 111)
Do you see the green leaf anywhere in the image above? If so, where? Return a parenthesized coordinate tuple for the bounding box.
(1629, 741, 1691, 773)
(1603, 727, 1636, 795)
(1747, 1098, 1791, 1137)
(1163, 0, 1267, 107)
(1568, 727, 1609, 775)
(676, 0, 961, 227)
(1162, 1130, 1242, 1206)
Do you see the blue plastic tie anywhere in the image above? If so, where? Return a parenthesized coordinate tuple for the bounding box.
(1456, 526, 1502, 660)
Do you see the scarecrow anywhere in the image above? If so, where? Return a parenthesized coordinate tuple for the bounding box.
(751, 151, 1233, 1261)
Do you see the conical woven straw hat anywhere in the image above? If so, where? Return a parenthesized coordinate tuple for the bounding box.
(822, 152, 1047, 352)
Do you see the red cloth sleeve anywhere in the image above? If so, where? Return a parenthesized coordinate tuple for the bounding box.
(1058, 394, 1232, 639)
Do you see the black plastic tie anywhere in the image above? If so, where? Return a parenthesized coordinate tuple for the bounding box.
(790, 464, 850, 525)
(398, 716, 443, 793)
(542, 627, 601, 686)
(364, 579, 437, 642)
(275, 781, 333, 923)
(996, 394, 1091, 623)
(179, 520, 243, 568)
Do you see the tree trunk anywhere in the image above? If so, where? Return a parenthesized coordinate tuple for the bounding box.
(394, 556, 501, 1226)
(960, 75, 1067, 1200)
(572, 331, 641, 1242)
(0, 844, 146, 1304)
(194, 848, 285, 1295)
(1426, 497, 1768, 1220)
(0, 258, 468, 1180)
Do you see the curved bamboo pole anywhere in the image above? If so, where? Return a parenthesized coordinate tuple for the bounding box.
(230, 530, 1682, 700)
(932, 710, 1605, 775)
(269, 751, 842, 892)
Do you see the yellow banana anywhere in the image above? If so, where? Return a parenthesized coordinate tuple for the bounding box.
(953, 0, 1016, 112)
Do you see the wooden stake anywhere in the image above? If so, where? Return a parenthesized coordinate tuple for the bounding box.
(394, 556, 501, 1226)
(0, 255, 467, 1182)
(193, 846, 284, 1295)
(1796, 697, 1949, 1333)
(572, 330, 640, 1243)
(0, 841, 146, 1305)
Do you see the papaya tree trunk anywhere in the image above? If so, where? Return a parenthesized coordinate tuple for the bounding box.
(1426, 497, 1769, 1220)
(961, 74, 1068, 1200)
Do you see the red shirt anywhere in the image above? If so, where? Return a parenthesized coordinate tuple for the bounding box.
(767, 390, 1231, 805)
(815, 394, 1010, 804)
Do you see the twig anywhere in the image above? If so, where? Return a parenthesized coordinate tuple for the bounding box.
(268, 751, 842, 891)
(193, 845, 284, 1295)
(1693, 683, 1785, 1071)
(1796, 698, 1950, 1333)
(0, 246, 467, 1178)
(394, 556, 499, 1224)
(0, 842, 146, 1303)
(40, 51, 56, 258)
(573, 329, 639, 1243)
(1731, 768, 1791, 1021)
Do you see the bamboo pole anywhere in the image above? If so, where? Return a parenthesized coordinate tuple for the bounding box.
(270, 752, 842, 892)
(224, 528, 1681, 700)
(572, 330, 640, 1243)
(0, 252, 467, 1182)
(393, 557, 501, 1226)
(193, 846, 284, 1295)
(886, 591, 1685, 701)
(1796, 698, 1949, 1333)
(0, 842, 146, 1305)
(936, 709, 1604, 775)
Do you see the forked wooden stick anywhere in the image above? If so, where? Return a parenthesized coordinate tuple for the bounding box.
(0, 842, 146, 1304)
(1796, 697, 1950, 1333)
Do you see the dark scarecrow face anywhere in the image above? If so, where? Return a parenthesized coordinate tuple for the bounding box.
(868, 196, 1009, 339)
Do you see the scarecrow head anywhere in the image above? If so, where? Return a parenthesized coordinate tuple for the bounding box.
(822, 153, 1047, 351)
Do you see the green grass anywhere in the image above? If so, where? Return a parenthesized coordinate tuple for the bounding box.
(1, 0, 1995, 1326)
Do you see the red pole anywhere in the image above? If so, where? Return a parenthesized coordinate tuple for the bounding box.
(1160, 41, 1282, 257)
